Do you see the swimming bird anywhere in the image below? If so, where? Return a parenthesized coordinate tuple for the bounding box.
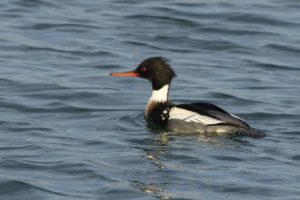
(110, 57, 265, 138)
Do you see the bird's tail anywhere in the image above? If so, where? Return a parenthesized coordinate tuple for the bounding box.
(239, 127, 266, 138)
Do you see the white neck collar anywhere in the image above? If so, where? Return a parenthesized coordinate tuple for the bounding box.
(148, 85, 169, 103)
(145, 85, 169, 118)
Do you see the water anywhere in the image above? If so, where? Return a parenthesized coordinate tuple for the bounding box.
(0, 0, 300, 199)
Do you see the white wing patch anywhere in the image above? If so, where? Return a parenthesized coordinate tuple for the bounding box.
(168, 107, 224, 125)
(230, 113, 246, 122)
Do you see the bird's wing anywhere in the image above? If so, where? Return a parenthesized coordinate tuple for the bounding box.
(168, 106, 224, 125)
(174, 102, 249, 127)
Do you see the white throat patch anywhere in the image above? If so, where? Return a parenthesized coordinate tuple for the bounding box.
(148, 85, 169, 103)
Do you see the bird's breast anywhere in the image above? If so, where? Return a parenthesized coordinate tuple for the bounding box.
(145, 101, 172, 126)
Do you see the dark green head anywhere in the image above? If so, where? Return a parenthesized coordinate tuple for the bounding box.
(135, 57, 176, 90)
(111, 57, 176, 90)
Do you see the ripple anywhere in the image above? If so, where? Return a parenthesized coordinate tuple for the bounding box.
(126, 14, 199, 27)
(228, 13, 297, 26)
(0, 180, 87, 198)
(196, 26, 278, 36)
(264, 43, 300, 54)
(0, 77, 20, 85)
(212, 155, 245, 162)
(217, 184, 279, 197)
(0, 121, 53, 135)
(290, 155, 300, 161)
(21, 44, 114, 56)
(0, 100, 99, 113)
(1, 159, 63, 170)
(246, 112, 298, 120)
(149, 35, 245, 52)
(125, 40, 170, 51)
(0, 144, 39, 151)
(243, 59, 300, 71)
(24, 90, 99, 101)
(0, 180, 36, 195)
(209, 92, 264, 105)
(115, 112, 144, 132)
(29, 23, 100, 30)
(14, 0, 61, 8)
(6, 126, 53, 133)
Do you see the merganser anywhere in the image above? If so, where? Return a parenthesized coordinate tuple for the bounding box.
(110, 57, 265, 138)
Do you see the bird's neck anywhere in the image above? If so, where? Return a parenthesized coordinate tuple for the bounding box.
(145, 84, 170, 118)
(149, 84, 169, 103)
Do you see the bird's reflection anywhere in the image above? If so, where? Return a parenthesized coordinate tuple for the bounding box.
(131, 180, 174, 199)
(130, 123, 250, 199)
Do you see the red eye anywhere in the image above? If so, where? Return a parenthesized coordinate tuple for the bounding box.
(141, 67, 147, 72)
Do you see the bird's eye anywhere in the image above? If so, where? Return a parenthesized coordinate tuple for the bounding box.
(141, 67, 147, 72)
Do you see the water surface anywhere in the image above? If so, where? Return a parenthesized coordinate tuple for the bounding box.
(0, 0, 300, 199)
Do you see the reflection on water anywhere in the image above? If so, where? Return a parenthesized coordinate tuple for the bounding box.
(131, 181, 174, 200)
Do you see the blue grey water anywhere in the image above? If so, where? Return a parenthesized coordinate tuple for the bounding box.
(0, 0, 299, 199)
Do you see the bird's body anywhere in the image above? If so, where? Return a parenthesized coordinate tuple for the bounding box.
(111, 57, 265, 138)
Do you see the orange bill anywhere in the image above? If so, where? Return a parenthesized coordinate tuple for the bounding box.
(110, 71, 139, 77)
